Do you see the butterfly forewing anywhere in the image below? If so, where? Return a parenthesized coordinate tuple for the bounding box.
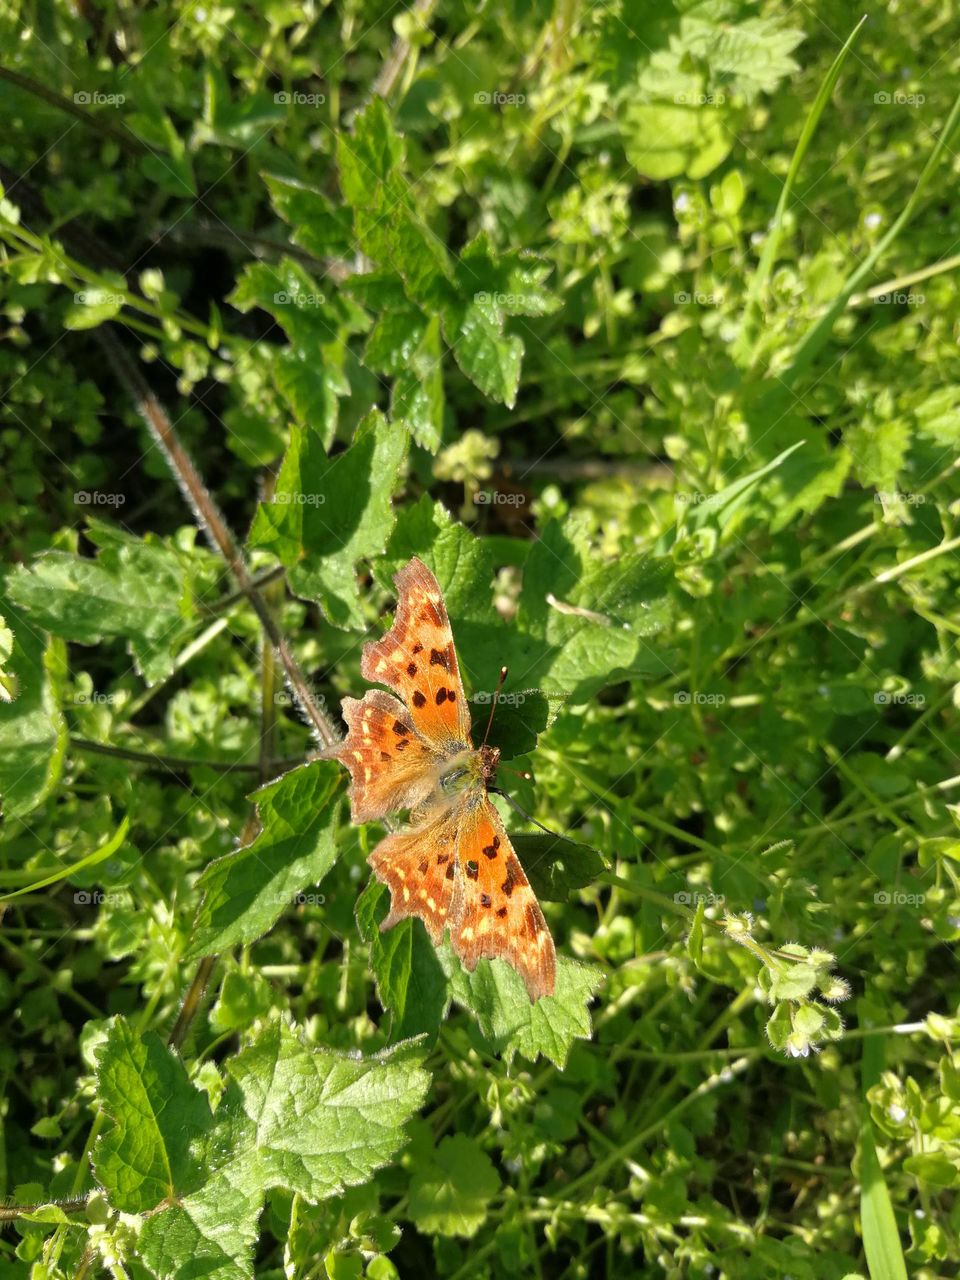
(321, 690, 441, 824)
(360, 558, 472, 754)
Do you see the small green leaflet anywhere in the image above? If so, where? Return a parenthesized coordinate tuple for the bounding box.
(92, 1016, 431, 1280)
(187, 760, 343, 959)
(408, 1135, 500, 1238)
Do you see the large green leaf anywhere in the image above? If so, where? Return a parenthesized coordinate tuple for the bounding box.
(187, 761, 343, 959)
(93, 1016, 430, 1280)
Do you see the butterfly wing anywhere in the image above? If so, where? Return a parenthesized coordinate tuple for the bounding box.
(321, 690, 443, 824)
(361, 557, 473, 755)
(449, 794, 556, 1002)
(368, 799, 464, 945)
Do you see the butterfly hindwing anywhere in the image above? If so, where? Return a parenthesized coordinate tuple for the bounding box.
(368, 801, 464, 945)
(450, 795, 557, 1003)
(361, 557, 472, 754)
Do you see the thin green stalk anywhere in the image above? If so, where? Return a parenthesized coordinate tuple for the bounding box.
(735, 15, 867, 366)
(782, 86, 960, 383)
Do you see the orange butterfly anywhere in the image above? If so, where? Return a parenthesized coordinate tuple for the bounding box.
(324, 556, 556, 1001)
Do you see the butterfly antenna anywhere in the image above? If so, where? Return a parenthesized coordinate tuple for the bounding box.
(481, 665, 509, 749)
(489, 787, 604, 857)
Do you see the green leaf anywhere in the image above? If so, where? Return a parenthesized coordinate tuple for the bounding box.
(657, 440, 807, 552)
(902, 1153, 959, 1188)
(408, 1135, 500, 1238)
(0, 592, 66, 818)
(63, 286, 125, 330)
(0, 816, 129, 900)
(510, 517, 673, 702)
(93, 1017, 218, 1214)
(443, 299, 523, 408)
(356, 882, 449, 1043)
(510, 833, 604, 902)
(623, 103, 732, 180)
(769, 964, 818, 1001)
(338, 98, 449, 311)
(392, 314, 444, 452)
(443, 954, 604, 1068)
(187, 761, 343, 959)
(263, 173, 355, 260)
(7, 524, 217, 684)
(93, 1016, 430, 1280)
(249, 410, 408, 628)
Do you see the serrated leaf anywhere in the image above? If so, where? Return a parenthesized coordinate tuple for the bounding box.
(393, 314, 444, 451)
(94, 1016, 430, 1280)
(356, 881, 449, 1043)
(7, 527, 216, 684)
(0, 593, 66, 817)
(93, 1018, 218, 1213)
(187, 761, 343, 959)
(408, 1135, 500, 1238)
(263, 173, 355, 259)
(249, 410, 408, 628)
(444, 299, 523, 408)
(443, 954, 604, 1067)
(510, 833, 603, 902)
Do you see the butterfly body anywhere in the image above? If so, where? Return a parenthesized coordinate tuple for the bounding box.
(325, 557, 556, 1001)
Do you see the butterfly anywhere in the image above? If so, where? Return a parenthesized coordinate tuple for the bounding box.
(324, 556, 556, 1001)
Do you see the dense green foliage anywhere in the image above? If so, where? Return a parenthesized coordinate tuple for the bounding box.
(2, 1, 960, 1276)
